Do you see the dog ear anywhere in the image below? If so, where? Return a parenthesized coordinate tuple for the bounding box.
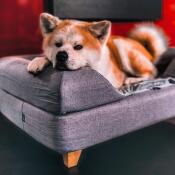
(40, 13, 60, 36)
(88, 21, 111, 44)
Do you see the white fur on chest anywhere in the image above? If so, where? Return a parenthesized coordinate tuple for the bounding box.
(90, 46, 122, 88)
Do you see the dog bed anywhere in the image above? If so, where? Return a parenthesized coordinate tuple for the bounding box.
(0, 48, 175, 167)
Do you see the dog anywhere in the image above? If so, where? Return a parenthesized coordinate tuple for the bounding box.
(27, 13, 168, 88)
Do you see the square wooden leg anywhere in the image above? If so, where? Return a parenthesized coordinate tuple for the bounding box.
(63, 150, 82, 168)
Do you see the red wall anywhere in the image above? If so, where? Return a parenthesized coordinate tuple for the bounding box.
(112, 0, 175, 45)
(0, 0, 43, 57)
(0, 0, 175, 57)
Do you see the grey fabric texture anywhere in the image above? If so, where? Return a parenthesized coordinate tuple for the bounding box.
(1, 85, 175, 153)
(0, 57, 62, 114)
(0, 56, 123, 115)
(1, 49, 175, 153)
(60, 68, 123, 114)
(0, 89, 23, 129)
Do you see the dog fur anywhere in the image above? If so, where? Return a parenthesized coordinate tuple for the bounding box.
(27, 13, 168, 88)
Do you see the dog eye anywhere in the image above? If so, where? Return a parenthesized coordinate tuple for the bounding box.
(74, 44, 83, 50)
(55, 42, 63, 48)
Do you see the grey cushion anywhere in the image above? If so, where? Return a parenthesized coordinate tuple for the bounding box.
(1, 49, 175, 153)
(1, 84, 175, 153)
(0, 55, 124, 115)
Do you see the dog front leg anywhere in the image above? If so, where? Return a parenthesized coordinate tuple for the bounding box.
(124, 76, 151, 85)
(27, 56, 50, 74)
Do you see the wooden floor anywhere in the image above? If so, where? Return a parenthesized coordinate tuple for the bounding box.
(0, 114, 175, 175)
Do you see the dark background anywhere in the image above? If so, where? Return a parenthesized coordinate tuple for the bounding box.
(1, 115, 175, 175)
(44, 0, 162, 21)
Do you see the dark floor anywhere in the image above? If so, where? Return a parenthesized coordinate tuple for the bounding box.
(1, 115, 175, 175)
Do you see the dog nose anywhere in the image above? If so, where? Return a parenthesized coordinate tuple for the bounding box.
(56, 51, 68, 62)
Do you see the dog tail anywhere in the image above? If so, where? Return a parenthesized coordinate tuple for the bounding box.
(128, 23, 168, 63)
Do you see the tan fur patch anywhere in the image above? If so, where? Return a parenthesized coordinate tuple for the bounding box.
(76, 26, 101, 51)
(129, 50, 156, 77)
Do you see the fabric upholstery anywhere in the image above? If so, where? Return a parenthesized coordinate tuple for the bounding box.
(0, 56, 123, 115)
(0, 49, 175, 154)
(1, 85, 175, 153)
(0, 89, 23, 129)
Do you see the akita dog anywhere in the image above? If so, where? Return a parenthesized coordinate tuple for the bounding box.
(28, 13, 168, 88)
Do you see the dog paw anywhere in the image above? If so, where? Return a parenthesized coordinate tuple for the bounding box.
(27, 57, 48, 74)
(124, 78, 141, 85)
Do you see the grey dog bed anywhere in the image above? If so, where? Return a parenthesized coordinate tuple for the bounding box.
(0, 49, 175, 154)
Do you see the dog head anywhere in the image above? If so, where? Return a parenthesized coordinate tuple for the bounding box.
(40, 13, 111, 70)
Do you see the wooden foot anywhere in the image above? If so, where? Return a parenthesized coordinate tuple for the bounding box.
(63, 150, 82, 168)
